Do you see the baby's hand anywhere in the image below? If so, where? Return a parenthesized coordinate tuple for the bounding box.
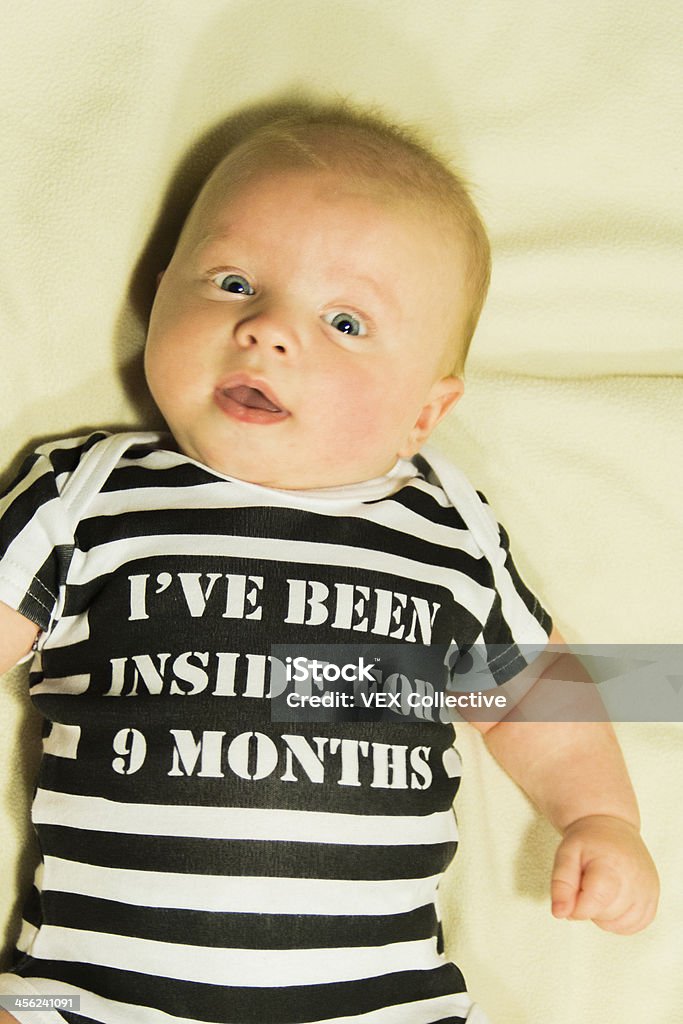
(550, 814, 659, 934)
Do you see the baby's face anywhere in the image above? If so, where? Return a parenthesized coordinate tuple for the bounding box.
(145, 167, 466, 488)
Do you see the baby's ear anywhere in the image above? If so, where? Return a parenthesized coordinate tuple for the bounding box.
(398, 376, 464, 458)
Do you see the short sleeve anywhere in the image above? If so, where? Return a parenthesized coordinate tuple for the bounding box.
(476, 504, 553, 684)
(0, 439, 94, 631)
(416, 446, 554, 689)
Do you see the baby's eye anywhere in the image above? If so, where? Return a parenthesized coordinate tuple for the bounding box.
(323, 311, 367, 337)
(212, 272, 255, 295)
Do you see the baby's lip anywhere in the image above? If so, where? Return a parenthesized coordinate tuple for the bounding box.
(215, 374, 290, 422)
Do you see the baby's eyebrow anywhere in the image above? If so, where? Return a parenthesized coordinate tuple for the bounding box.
(324, 268, 396, 309)
(188, 232, 252, 272)
(191, 232, 233, 256)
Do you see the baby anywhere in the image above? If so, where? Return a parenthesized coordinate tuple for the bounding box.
(0, 104, 658, 1024)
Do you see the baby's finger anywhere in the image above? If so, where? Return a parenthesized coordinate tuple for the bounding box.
(569, 861, 621, 922)
(594, 891, 659, 935)
(593, 902, 639, 935)
(550, 842, 582, 918)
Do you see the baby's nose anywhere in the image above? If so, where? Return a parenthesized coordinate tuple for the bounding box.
(234, 311, 300, 355)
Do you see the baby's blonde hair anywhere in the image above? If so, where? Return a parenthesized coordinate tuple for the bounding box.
(185, 101, 491, 375)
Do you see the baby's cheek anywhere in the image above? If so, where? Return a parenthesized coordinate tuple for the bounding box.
(339, 392, 386, 440)
(315, 370, 404, 453)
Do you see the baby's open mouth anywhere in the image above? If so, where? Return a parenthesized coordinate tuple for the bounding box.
(214, 382, 289, 424)
(223, 385, 283, 413)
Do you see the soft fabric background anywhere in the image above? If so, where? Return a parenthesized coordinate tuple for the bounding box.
(1, 2, 681, 1021)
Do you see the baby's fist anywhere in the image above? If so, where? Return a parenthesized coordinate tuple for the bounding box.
(550, 814, 659, 934)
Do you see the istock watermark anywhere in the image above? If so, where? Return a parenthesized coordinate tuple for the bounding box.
(285, 654, 377, 684)
(269, 643, 683, 724)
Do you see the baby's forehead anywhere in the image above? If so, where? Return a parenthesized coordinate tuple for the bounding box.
(188, 161, 466, 258)
(197, 160, 390, 214)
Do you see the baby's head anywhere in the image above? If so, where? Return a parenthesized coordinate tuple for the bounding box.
(145, 104, 491, 489)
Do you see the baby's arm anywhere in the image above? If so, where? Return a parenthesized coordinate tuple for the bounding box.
(468, 628, 659, 934)
(0, 600, 40, 675)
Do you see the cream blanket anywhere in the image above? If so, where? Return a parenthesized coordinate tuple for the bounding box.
(1, 2, 681, 1022)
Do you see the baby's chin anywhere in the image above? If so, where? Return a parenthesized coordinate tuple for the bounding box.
(170, 437, 398, 491)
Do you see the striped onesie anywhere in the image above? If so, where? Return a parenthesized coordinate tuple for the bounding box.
(0, 432, 551, 1024)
